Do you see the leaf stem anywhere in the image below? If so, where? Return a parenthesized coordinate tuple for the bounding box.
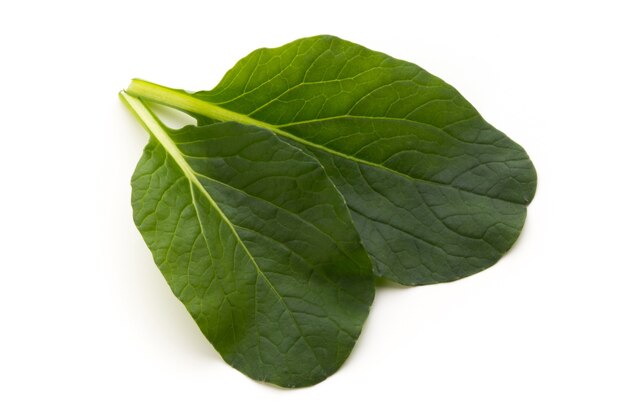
(125, 79, 275, 130)
(119, 91, 197, 182)
(124, 78, 332, 157)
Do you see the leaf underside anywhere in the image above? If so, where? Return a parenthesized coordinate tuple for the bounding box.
(170, 35, 537, 285)
(127, 96, 374, 387)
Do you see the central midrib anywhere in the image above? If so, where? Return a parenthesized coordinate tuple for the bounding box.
(125, 79, 524, 205)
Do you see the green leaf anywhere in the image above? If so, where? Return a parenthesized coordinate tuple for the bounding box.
(126, 35, 537, 286)
(120, 92, 374, 388)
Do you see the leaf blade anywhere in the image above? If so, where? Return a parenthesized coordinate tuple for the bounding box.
(122, 93, 374, 387)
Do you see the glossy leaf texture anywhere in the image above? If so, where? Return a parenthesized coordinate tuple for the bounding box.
(121, 93, 374, 388)
(127, 35, 537, 285)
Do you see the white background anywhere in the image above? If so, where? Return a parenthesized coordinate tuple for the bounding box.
(1, 0, 624, 415)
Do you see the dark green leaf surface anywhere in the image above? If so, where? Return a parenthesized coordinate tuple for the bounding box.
(127, 35, 537, 285)
(121, 93, 374, 387)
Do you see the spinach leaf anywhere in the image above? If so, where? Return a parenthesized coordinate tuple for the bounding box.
(126, 35, 537, 286)
(120, 92, 374, 388)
